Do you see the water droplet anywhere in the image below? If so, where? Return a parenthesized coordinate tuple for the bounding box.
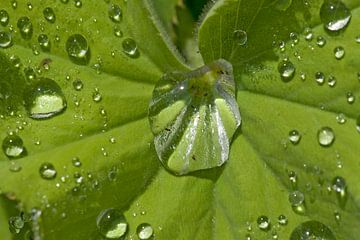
(0, 31, 12, 48)
(11, 0, 17, 9)
(24, 78, 67, 119)
(96, 209, 128, 239)
(39, 162, 57, 180)
(332, 176, 347, 205)
(320, 0, 351, 32)
(278, 59, 295, 81)
(315, 72, 325, 85)
(288, 170, 298, 189)
(43, 7, 56, 23)
(318, 127, 335, 147)
(289, 190, 304, 206)
(17, 16, 33, 39)
(278, 215, 288, 226)
(355, 35, 360, 43)
(336, 113, 346, 124)
(257, 216, 270, 231)
(74, 0, 82, 8)
(304, 28, 313, 41)
(233, 30, 247, 45)
(9, 216, 24, 234)
(346, 92, 355, 104)
(73, 79, 84, 91)
(316, 36, 327, 47)
(108, 4, 122, 23)
(289, 130, 301, 144)
(290, 32, 299, 44)
(356, 115, 360, 132)
(334, 211, 341, 222)
(122, 38, 139, 58)
(92, 88, 102, 102)
(334, 46, 345, 60)
(327, 75, 336, 87)
(2, 133, 26, 158)
(113, 26, 123, 38)
(137, 223, 154, 240)
(66, 34, 90, 65)
(72, 157, 82, 167)
(149, 59, 241, 175)
(290, 221, 336, 240)
(0, 9, 9, 26)
(38, 34, 51, 51)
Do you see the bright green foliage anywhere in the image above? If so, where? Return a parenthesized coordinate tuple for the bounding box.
(0, 0, 359, 239)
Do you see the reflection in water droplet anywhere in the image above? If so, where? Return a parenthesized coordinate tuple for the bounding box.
(43, 7, 56, 23)
(320, 0, 351, 32)
(17, 16, 33, 39)
(24, 78, 67, 119)
(122, 38, 139, 58)
(317, 127, 335, 147)
(278, 59, 295, 81)
(0, 31, 12, 48)
(233, 30, 247, 45)
(39, 162, 57, 179)
(66, 34, 90, 65)
(290, 221, 336, 240)
(0, 9, 9, 26)
(96, 209, 128, 239)
(289, 130, 301, 145)
(2, 134, 26, 158)
(334, 46, 345, 60)
(108, 4, 122, 23)
(257, 216, 270, 231)
(137, 223, 154, 240)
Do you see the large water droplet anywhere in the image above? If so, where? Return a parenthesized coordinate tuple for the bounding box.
(290, 221, 336, 240)
(66, 34, 90, 65)
(17, 16, 33, 39)
(43, 7, 56, 23)
(233, 30, 247, 45)
(320, 0, 351, 32)
(136, 223, 154, 240)
(24, 78, 67, 119)
(108, 4, 122, 23)
(278, 59, 295, 81)
(96, 209, 128, 239)
(122, 38, 139, 58)
(317, 127, 335, 147)
(0, 31, 12, 48)
(149, 59, 241, 175)
(0, 9, 9, 26)
(39, 162, 57, 179)
(2, 133, 26, 158)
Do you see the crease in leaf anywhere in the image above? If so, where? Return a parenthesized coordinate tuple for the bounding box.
(149, 59, 241, 175)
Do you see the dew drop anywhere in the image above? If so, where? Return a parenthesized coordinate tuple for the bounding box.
(113, 26, 123, 38)
(356, 115, 360, 132)
(316, 36, 327, 47)
(290, 221, 336, 240)
(0, 31, 12, 48)
(332, 176, 347, 208)
(288, 130, 301, 145)
(108, 4, 122, 23)
(257, 216, 270, 231)
(346, 92, 355, 104)
(92, 88, 102, 102)
(136, 223, 154, 240)
(355, 35, 360, 43)
(233, 30, 247, 45)
(66, 34, 90, 65)
(327, 75, 336, 87)
(288, 170, 298, 189)
(38, 34, 51, 51)
(122, 38, 139, 58)
(289, 190, 304, 206)
(317, 127, 335, 147)
(336, 113, 346, 124)
(315, 72, 325, 85)
(334, 211, 341, 222)
(2, 133, 26, 158)
(289, 32, 299, 44)
(43, 7, 56, 23)
(74, 0, 82, 8)
(72, 79, 84, 91)
(320, 0, 351, 32)
(17, 16, 33, 40)
(24, 78, 67, 119)
(278, 59, 295, 81)
(0, 9, 9, 26)
(278, 215, 288, 226)
(39, 162, 57, 180)
(334, 46, 345, 60)
(304, 28, 313, 41)
(96, 209, 128, 239)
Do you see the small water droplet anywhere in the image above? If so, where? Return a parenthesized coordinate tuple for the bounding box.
(289, 130, 301, 144)
(17, 16, 33, 39)
(257, 216, 270, 231)
(43, 7, 56, 23)
(346, 92, 355, 104)
(96, 209, 128, 239)
(356, 115, 360, 132)
(278, 215, 288, 226)
(304, 28, 313, 41)
(233, 30, 247, 45)
(355, 35, 360, 43)
(278, 59, 295, 81)
(289, 190, 304, 206)
(38, 34, 51, 51)
(318, 127, 335, 147)
(288, 170, 298, 189)
(122, 38, 139, 58)
(334, 211, 341, 223)
(92, 88, 102, 102)
(316, 36, 327, 47)
(336, 113, 346, 124)
(72, 157, 82, 167)
(74, 0, 82, 8)
(290, 32, 299, 45)
(320, 0, 351, 32)
(108, 4, 122, 23)
(24, 78, 67, 119)
(113, 26, 123, 38)
(334, 46, 345, 60)
(327, 75, 336, 87)
(66, 34, 90, 65)
(0, 9, 10, 26)
(39, 162, 57, 180)
(73, 79, 83, 91)
(136, 223, 154, 240)
(0, 31, 12, 48)
(315, 72, 325, 85)
(290, 221, 335, 240)
(2, 133, 26, 158)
